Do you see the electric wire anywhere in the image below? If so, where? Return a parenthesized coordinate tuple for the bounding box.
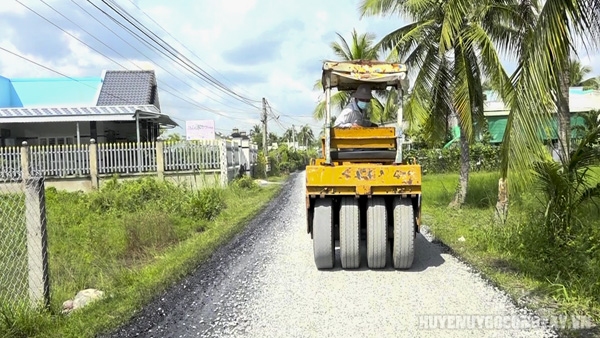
(15, 0, 258, 119)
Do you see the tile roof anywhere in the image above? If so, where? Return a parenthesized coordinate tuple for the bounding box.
(96, 70, 158, 106)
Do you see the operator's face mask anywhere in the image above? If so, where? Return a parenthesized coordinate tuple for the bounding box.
(357, 100, 369, 110)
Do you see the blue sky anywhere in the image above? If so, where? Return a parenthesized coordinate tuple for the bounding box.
(1, 0, 599, 138)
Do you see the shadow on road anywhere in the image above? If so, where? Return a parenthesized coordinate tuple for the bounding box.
(325, 233, 446, 272)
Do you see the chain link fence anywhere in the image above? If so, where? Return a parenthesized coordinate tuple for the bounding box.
(0, 174, 49, 309)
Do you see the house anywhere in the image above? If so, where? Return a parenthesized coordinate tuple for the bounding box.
(0, 70, 177, 147)
(483, 88, 600, 144)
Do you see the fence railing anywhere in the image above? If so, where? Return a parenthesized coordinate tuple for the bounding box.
(0, 146, 22, 180)
(163, 140, 221, 171)
(29, 144, 90, 177)
(1, 139, 258, 188)
(98, 142, 156, 174)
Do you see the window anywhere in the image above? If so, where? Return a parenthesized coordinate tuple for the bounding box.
(38, 137, 75, 146)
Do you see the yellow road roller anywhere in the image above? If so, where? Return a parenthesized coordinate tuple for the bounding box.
(306, 60, 422, 270)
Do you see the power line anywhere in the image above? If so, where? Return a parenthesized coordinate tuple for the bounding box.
(66, 0, 257, 114)
(95, 0, 261, 108)
(85, 0, 259, 111)
(123, 0, 259, 100)
(15, 0, 257, 120)
(0, 46, 258, 124)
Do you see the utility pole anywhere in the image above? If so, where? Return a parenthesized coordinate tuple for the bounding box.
(262, 98, 267, 153)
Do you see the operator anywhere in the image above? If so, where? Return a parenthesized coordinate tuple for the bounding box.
(333, 84, 377, 128)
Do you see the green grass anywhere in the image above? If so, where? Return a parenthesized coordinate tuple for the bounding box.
(0, 175, 283, 338)
(422, 172, 600, 334)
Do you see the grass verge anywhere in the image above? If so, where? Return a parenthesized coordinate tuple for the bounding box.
(0, 175, 284, 338)
(422, 172, 600, 337)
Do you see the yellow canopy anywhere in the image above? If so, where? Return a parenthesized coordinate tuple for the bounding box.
(321, 60, 409, 92)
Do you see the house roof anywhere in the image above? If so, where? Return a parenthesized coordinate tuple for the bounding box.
(96, 70, 158, 107)
(0, 70, 178, 127)
(0, 104, 177, 126)
(484, 88, 600, 116)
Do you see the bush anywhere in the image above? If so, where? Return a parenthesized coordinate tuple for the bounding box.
(404, 143, 501, 174)
(190, 187, 226, 221)
(86, 176, 188, 214)
(123, 210, 178, 260)
(268, 145, 311, 174)
(254, 151, 268, 179)
(231, 175, 258, 190)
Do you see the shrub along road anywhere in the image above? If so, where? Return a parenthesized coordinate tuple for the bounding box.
(102, 172, 557, 338)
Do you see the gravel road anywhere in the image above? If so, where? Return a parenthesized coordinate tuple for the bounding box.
(103, 171, 558, 338)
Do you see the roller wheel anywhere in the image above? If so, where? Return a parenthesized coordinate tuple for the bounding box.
(393, 197, 415, 269)
(340, 197, 360, 269)
(367, 197, 387, 269)
(313, 198, 334, 269)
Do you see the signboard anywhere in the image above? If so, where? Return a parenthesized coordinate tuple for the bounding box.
(185, 120, 215, 140)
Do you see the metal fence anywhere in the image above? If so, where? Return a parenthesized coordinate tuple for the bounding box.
(30, 144, 90, 177)
(0, 176, 49, 309)
(98, 142, 157, 174)
(163, 140, 221, 171)
(0, 146, 22, 180)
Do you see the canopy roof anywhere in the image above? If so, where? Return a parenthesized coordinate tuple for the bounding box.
(321, 60, 409, 92)
(0, 104, 178, 126)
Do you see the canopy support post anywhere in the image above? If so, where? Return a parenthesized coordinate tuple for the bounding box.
(324, 73, 332, 165)
(395, 85, 405, 165)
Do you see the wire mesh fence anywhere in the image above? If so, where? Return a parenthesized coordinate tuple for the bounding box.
(0, 174, 49, 310)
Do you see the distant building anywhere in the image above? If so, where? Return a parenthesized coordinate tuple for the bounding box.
(0, 70, 177, 146)
(483, 87, 600, 144)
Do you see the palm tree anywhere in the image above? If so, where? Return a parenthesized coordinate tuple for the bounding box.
(496, 0, 600, 217)
(268, 132, 279, 145)
(569, 58, 600, 89)
(250, 124, 262, 137)
(508, 0, 600, 164)
(297, 125, 315, 148)
(282, 128, 294, 143)
(250, 124, 263, 148)
(313, 29, 380, 121)
(360, 0, 515, 207)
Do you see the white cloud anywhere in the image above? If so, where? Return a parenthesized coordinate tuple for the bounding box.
(1, 0, 599, 139)
(0, 1, 26, 15)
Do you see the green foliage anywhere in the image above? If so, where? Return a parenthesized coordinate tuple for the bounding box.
(87, 176, 188, 214)
(254, 151, 268, 179)
(268, 145, 311, 174)
(524, 123, 600, 278)
(405, 142, 501, 174)
(123, 211, 179, 260)
(0, 301, 52, 338)
(423, 169, 600, 321)
(231, 175, 258, 190)
(190, 187, 226, 221)
(0, 175, 282, 338)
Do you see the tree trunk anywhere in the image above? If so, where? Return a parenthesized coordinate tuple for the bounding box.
(449, 124, 469, 208)
(556, 62, 571, 162)
(495, 177, 509, 223)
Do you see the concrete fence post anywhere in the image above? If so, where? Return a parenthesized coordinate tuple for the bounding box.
(219, 140, 228, 187)
(156, 140, 165, 180)
(89, 139, 99, 189)
(20, 141, 29, 179)
(25, 177, 49, 309)
(241, 138, 250, 177)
